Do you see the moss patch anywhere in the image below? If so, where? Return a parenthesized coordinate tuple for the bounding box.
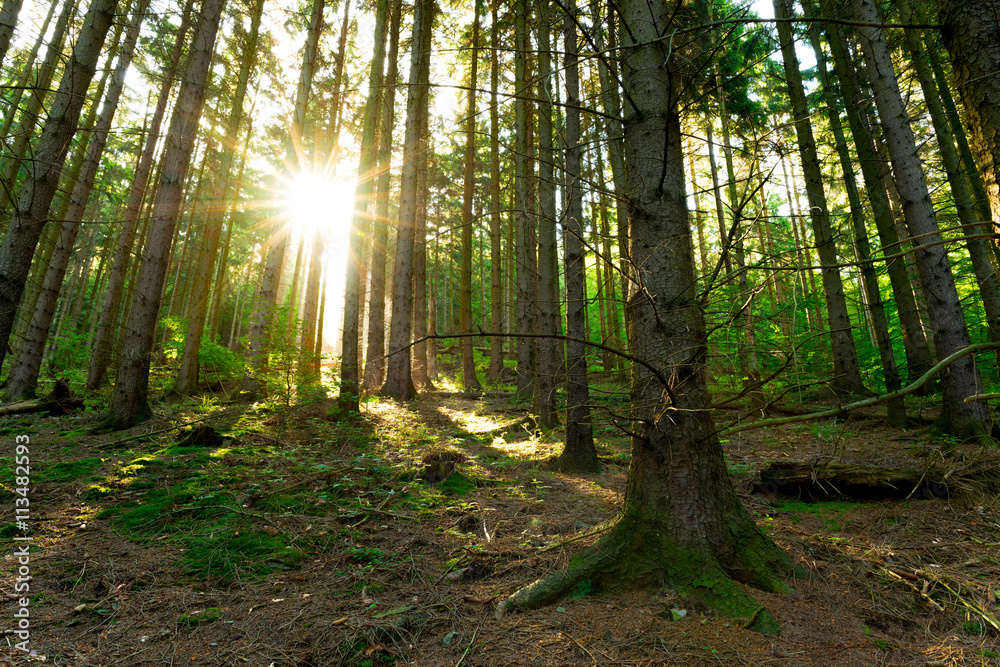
(38, 458, 103, 483)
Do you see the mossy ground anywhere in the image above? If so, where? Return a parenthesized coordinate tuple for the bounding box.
(0, 378, 997, 665)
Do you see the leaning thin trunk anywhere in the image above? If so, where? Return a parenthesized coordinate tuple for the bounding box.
(103, 0, 225, 430)
(774, 0, 865, 394)
(0, 0, 117, 373)
(7, 0, 149, 400)
(852, 0, 988, 438)
(87, 0, 196, 389)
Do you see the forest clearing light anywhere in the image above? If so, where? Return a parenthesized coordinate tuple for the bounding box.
(281, 172, 355, 354)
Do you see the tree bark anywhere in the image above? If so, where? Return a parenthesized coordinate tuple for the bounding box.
(940, 0, 1000, 237)
(86, 0, 196, 390)
(900, 0, 1000, 372)
(337, 0, 390, 412)
(822, 19, 935, 385)
(7, 0, 150, 400)
(804, 15, 905, 426)
(512, 0, 535, 401)
(488, 1, 504, 384)
(379, 0, 434, 402)
(532, 0, 559, 428)
(852, 0, 989, 439)
(175, 0, 262, 395)
(102, 0, 225, 430)
(361, 0, 401, 393)
(556, 0, 598, 472)
(459, 0, 484, 393)
(0, 0, 24, 67)
(502, 0, 792, 623)
(411, 124, 434, 391)
(0, 0, 78, 212)
(0, 0, 117, 374)
(773, 0, 865, 395)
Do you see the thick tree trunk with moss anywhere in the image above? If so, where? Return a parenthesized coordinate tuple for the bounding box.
(500, 0, 792, 624)
(853, 0, 989, 439)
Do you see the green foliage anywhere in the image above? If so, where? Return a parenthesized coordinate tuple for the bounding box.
(198, 339, 243, 381)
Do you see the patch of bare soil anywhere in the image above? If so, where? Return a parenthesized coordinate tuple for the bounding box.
(1, 390, 998, 666)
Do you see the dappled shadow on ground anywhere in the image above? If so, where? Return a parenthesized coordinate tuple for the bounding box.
(0, 390, 997, 665)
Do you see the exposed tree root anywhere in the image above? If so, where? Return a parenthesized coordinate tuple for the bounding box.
(496, 513, 794, 634)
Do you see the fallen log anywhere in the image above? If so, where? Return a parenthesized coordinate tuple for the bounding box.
(0, 379, 84, 416)
(756, 459, 999, 501)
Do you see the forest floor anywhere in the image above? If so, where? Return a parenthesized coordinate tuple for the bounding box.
(1, 372, 999, 666)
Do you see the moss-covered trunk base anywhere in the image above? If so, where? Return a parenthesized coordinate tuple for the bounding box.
(496, 512, 793, 634)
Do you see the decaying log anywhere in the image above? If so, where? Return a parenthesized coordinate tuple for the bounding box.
(755, 460, 997, 500)
(0, 379, 84, 416)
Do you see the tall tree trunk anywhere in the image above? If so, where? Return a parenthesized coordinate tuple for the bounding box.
(0, 0, 56, 142)
(594, 4, 631, 311)
(488, 1, 504, 383)
(411, 126, 434, 390)
(0, 0, 24, 67)
(87, 0, 196, 389)
(361, 0, 402, 393)
(900, 0, 1000, 370)
(852, 0, 989, 438)
(0, 0, 78, 211)
(774, 0, 865, 394)
(512, 0, 535, 401)
(940, 0, 1000, 235)
(502, 0, 792, 621)
(532, 0, 559, 427)
(557, 0, 598, 472)
(460, 0, 484, 392)
(822, 20, 935, 385)
(379, 0, 433, 401)
(0, 0, 117, 373)
(102, 0, 224, 430)
(337, 0, 390, 412)
(7, 0, 150, 400)
(805, 14, 905, 426)
(175, 0, 263, 394)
